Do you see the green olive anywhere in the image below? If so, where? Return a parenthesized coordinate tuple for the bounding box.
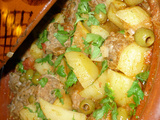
(25, 69, 34, 80)
(134, 27, 155, 47)
(19, 74, 27, 83)
(28, 95, 36, 104)
(79, 99, 95, 115)
(31, 72, 41, 85)
(95, 11, 107, 24)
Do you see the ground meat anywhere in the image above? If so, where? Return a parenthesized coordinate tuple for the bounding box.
(89, 0, 106, 11)
(45, 23, 71, 56)
(100, 32, 132, 70)
(9, 74, 62, 119)
(9, 72, 21, 94)
(69, 82, 85, 112)
(62, 0, 80, 27)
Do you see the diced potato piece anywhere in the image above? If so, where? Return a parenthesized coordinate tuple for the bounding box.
(108, 3, 124, 29)
(80, 70, 108, 100)
(30, 43, 43, 59)
(54, 13, 65, 23)
(39, 98, 86, 120)
(113, 1, 127, 9)
(65, 51, 99, 88)
(91, 25, 109, 39)
(53, 94, 72, 110)
(105, 0, 115, 11)
(72, 22, 90, 51)
(20, 104, 42, 120)
(116, 6, 152, 30)
(34, 62, 53, 75)
(106, 69, 134, 106)
(117, 107, 129, 120)
(117, 42, 149, 77)
(124, 0, 143, 6)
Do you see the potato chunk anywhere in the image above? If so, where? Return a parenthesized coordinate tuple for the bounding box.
(106, 69, 134, 106)
(80, 70, 108, 100)
(30, 43, 43, 59)
(117, 42, 149, 77)
(116, 6, 152, 30)
(65, 51, 99, 88)
(39, 98, 86, 120)
(20, 104, 42, 120)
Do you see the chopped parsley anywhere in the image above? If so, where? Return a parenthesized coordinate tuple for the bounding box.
(127, 80, 144, 115)
(24, 103, 47, 120)
(35, 102, 47, 120)
(65, 70, 78, 88)
(95, 4, 107, 14)
(99, 60, 108, 77)
(84, 33, 105, 59)
(87, 12, 100, 27)
(54, 24, 74, 46)
(118, 30, 125, 34)
(53, 89, 64, 104)
(65, 45, 81, 53)
(136, 71, 149, 83)
(38, 77, 48, 88)
(35, 54, 54, 66)
(36, 29, 49, 49)
(56, 65, 66, 77)
(54, 54, 64, 69)
(93, 83, 118, 120)
(17, 62, 26, 73)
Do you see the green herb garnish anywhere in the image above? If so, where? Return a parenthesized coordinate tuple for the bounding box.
(56, 65, 66, 77)
(53, 89, 64, 104)
(35, 54, 54, 66)
(39, 77, 48, 88)
(65, 70, 78, 88)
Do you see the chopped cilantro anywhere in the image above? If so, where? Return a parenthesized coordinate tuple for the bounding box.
(65, 45, 81, 53)
(78, 1, 90, 14)
(53, 89, 64, 104)
(127, 80, 144, 106)
(65, 70, 78, 88)
(99, 60, 108, 77)
(75, 13, 87, 25)
(35, 54, 54, 66)
(56, 65, 66, 77)
(17, 62, 26, 73)
(87, 13, 100, 27)
(35, 102, 47, 120)
(91, 46, 101, 59)
(54, 24, 74, 46)
(136, 71, 149, 83)
(54, 54, 64, 69)
(23, 106, 34, 113)
(38, 77, 48, 88)
(54, 32, 69, 46)
(95, 4, 107, 14)
(93, 83, 118, 120)
(118, 30, 125, 34)
(36, 29, 49, 49)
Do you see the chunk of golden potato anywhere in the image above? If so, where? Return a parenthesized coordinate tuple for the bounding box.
(91, 25, 109, 39)
(53, 94, 72, 110)
(30, 43, 43, 59)
(116, 6, 152, 30)
(117, 107, 129, 120)
(108, 3, 124, 29)
(39, 98, 86, 120)
(117, 42, 149, 77)
(106, 69, 134, 106)
(34, 62, 53, 75)
(80, 70, 108, 100)
(65, 51, 99, 88)
(20, 104, 42, 120)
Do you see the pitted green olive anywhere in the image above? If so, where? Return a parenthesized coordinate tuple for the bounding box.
(134, 27, 155, 47)
(79, 99, 95, 115)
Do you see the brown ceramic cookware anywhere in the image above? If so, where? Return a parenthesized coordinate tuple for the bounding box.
(0, 0, 160, 119)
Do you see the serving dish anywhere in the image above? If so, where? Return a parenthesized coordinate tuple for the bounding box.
(0, 0, 160, 120)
